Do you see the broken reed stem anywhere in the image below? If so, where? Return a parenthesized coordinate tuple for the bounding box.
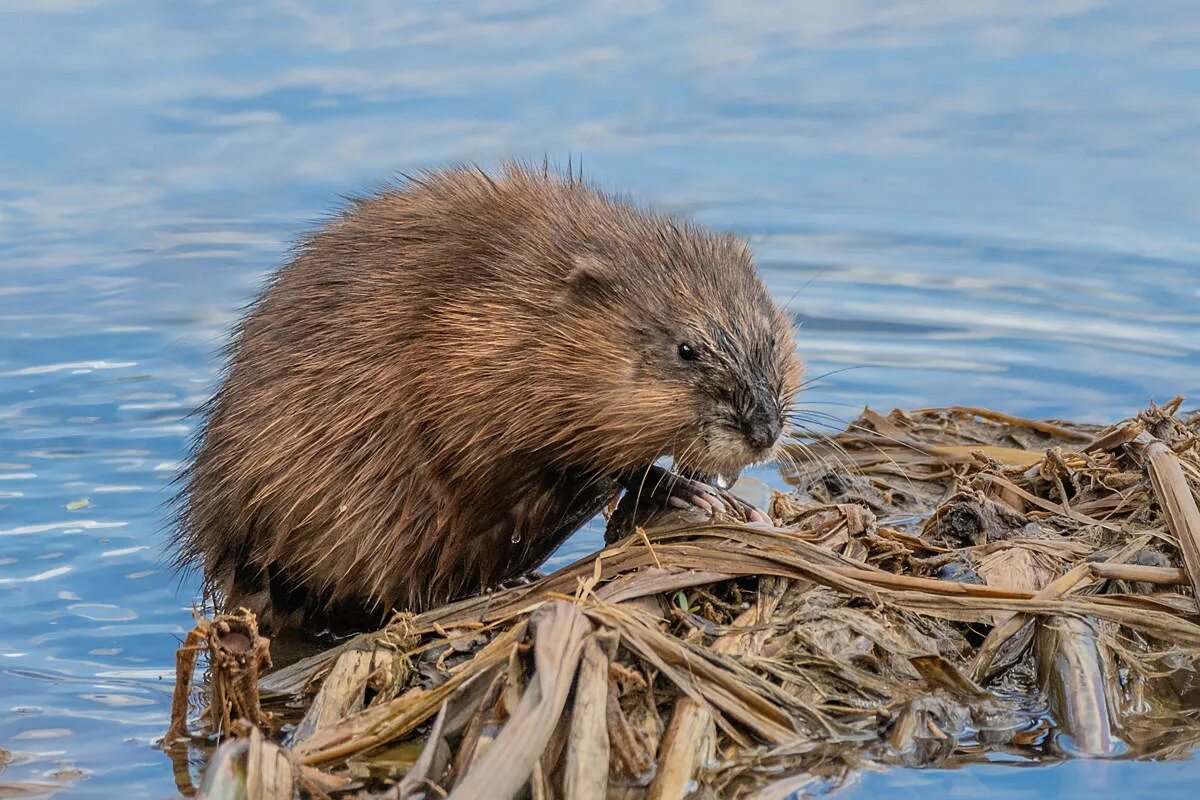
(563, 635, 612, 800)
(165, 626, 207, 744)
(909, 405, 1093, 442)
(165, 609, 272, 744)
(1035, 616, 1120, 757)
(1142, 438, 1200, 612)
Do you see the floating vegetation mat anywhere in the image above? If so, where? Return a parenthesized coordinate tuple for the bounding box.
(165, 399, 1200, 799)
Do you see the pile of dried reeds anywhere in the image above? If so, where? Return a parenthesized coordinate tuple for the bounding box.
(165, 399, 1200, 799)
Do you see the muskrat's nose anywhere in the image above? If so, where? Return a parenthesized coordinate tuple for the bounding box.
(743, 411, 783, 452)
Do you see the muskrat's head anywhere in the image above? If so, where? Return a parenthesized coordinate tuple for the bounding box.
(555, 206, 803, 481)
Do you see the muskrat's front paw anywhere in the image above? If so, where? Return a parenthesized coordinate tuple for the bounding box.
(665, 478, 726, 514)
(740, 501, 772, 525)
(615, 464, 771, 527)
(697, 484, 772, 524)
(671, 468, 772, 525)
(667, 477, 764, 522)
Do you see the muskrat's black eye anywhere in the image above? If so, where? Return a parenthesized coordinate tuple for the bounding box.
(677, 342, 697, 362)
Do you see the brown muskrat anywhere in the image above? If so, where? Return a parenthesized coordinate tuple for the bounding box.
(174, 163, 803, 632)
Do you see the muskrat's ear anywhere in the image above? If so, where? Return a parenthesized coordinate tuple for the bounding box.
(564, 253, 617, 302)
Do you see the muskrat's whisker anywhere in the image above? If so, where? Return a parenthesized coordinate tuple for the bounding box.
(786, 409, 851, 428)
(791, 398, 868, 409)
(779, 265, 833, 318)
(770, 440, 802, 476)
(794, 364, 866, 392)
(783, 423, 858, 479)
(787, 414, 921, 486)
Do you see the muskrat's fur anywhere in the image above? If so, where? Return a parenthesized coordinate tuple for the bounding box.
(175, 163, 802, 631)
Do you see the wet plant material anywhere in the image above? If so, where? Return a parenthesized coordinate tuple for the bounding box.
(166, 608, 274, 745)
(170, 399, 1200, 799)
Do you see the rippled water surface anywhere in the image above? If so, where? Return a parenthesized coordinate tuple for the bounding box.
(2, 2, 1199, 797)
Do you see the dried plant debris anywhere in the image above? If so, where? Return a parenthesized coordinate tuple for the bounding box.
(171, 399, 1200, 799)
(166, 608, 273, 744)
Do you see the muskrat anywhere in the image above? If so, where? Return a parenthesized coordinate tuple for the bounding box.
(174, 163, 802, 632)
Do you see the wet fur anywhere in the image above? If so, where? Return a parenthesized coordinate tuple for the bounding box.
(174, 163, 801, 631)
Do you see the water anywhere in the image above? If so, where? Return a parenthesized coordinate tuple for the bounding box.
(1, 1, 1198, 797)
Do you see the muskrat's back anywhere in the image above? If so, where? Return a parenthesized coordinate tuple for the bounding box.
(176, 163, 801, 631)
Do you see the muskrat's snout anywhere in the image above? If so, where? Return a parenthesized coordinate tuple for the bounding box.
(731, 406, 786, 470)
(685, 392, 789, 478)
(742, 407, 783, 453)
(741, 382, 786, 453)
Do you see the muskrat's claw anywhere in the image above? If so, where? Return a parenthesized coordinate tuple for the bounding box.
(744, 504, 773, 525)
(674, 468, 771, 524)
(668, 484, 725, 513)
(708, 486, 771, 524)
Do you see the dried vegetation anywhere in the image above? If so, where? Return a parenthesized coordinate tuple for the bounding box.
(167, 399, 1200, 799)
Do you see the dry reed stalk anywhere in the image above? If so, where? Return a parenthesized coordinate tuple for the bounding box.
(1035, 616, 1120, 756)
(1141, 437, 1200, 611)
(292, 647, 408, 746)
(197, 724, 295, 800)
(200, 727, 349, 799)
(562, 634, 613, 800)
(909, 405, 1094, 441)
(448, 601, 591, 799)
(295, 623, 526, 766)
(172, 401, 1200, 797)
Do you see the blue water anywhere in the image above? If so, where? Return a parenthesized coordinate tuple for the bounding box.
(1, 2, 1198, 797)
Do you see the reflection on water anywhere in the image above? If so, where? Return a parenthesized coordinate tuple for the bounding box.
(1, 1, 1199, 796)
